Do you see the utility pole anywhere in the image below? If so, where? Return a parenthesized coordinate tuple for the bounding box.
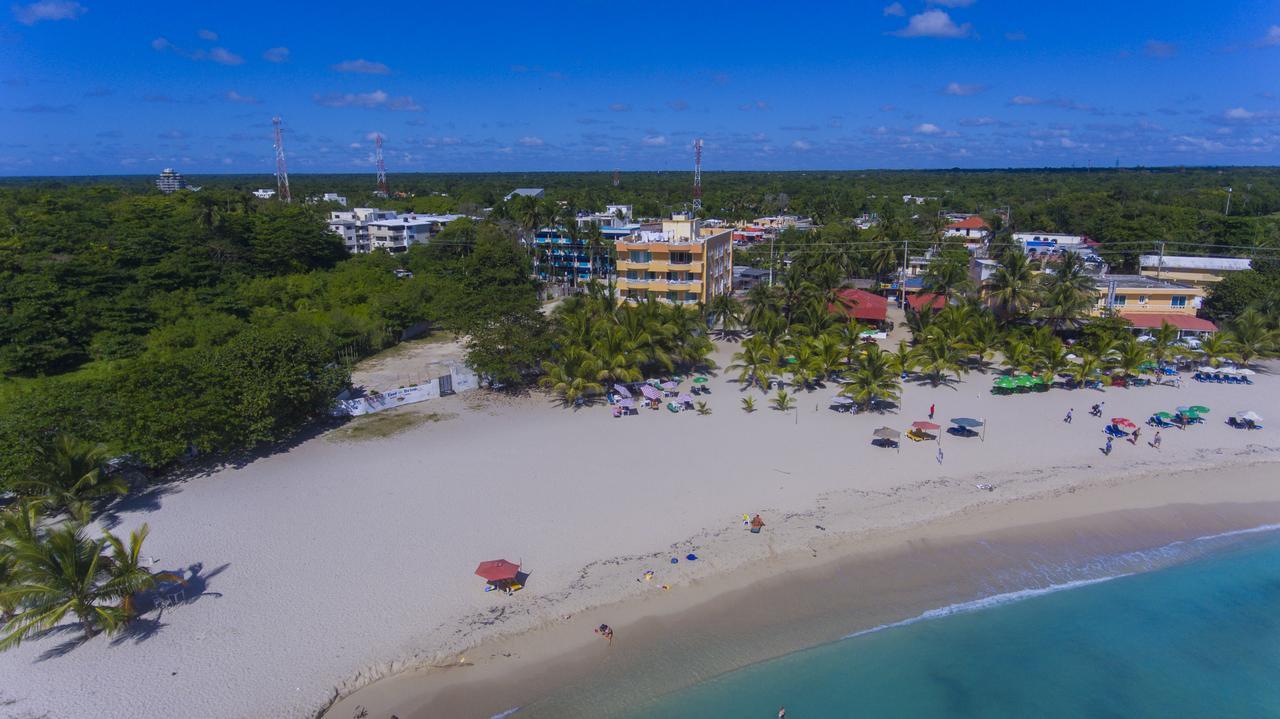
(1224, 187, 1233, 216)
(1156, 240, 1165, 280)
(900, 235, 908, 308)
(769, 234, 775, 287)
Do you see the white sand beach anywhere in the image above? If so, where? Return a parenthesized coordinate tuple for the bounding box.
(2, 346, 1278, 719)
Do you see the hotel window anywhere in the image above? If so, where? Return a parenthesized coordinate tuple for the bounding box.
(1171, 295, 1187, 308)
(1137, 295, 1148, 305)
(629, 250, 650, 263)
(670, 251, 692, 264)
(1113, 295, 1127, 306)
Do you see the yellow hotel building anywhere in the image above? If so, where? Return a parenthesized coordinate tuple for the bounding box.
(614, 215, 733, 305)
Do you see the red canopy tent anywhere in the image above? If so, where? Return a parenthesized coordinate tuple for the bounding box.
(475, 559, 521, 583)
(912, 421, 941, 431)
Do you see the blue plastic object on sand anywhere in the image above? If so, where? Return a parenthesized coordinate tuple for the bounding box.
(686, 553, 698, 561)
(670, 557, 678, 564)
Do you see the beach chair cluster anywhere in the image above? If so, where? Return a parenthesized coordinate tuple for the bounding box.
(1144, 405, 1210, 430)
(609, 377, 710, 416)
(1227, 411, 1264, 430)
(1192, 366, 1254, 384)
(991, 373, 1049, 394)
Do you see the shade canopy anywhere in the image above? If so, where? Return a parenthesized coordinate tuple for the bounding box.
(662, 381, 679, 390)
(1236, 411, 1263, 422)
(950, 417, 983, 428)
(475, 560, 521, 582)
(613, 384, 632, 398)
(1216, 367, 1238, 375)
(1152, 411, 1174, 419)
(1188, 405, 1210, 414)
(618, 398, 635, 409)
(1237, 368, 1256, 376)
(831, 397, 855, 405)
(677, 393, 694, 403)
(873, 427, 901, 440)
(1111, 418, 1136, 429)
(912, 421, 941, 431)
(640, 384, 662, 400)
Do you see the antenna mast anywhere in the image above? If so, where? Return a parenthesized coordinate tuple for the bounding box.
(272, 116, 291, 203)
(612, 168, 621, 188)
(692, 138, 703, 211)
(375, 133, 388, 197)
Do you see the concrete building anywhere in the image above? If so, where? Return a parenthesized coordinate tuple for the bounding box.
(532, 228, 612, 285)
(1013, 231, 1091, 253)
(614, 214, 733, 305)
(944, 216, 990, 240)
(1139, 255, 1251, 290)
(327, 208, 464, 254)
(732, 266, 771, 293)
(321, 192, 348, 207)
(1093, 274, 1215, 334)
(156, 168, 193, 194)
(253, 189, 276, 199)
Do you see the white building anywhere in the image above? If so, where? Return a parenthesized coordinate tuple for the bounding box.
(321, 192, 348, 207)
(1012, 231, 1089, 254)
(575, 204, 635, 229)
(156, 168, 193, 194)
(327, 208, 465, 254)
(504, 187, 545, 201)
(253, 189, 276, 199)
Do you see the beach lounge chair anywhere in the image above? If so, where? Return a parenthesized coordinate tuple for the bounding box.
(1148, 415, 1173, 428)
(666, 402, 681, 413)
(906, 428, 935, 442)
(1104, 424, 1128, 438)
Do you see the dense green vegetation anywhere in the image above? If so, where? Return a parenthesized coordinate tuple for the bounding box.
(0, 188, 540, 486)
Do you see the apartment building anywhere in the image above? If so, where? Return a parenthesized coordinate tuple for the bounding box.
(1094, 275, 1216, 335)
(1139, 255, 1251, 290)
(327, 208, 464, 254)
(614, 214, 733, 305)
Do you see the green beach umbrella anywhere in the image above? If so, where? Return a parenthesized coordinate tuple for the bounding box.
(993, 376, 1016, 389)
(1184, 410, 1203, 419)
(1014, 374, 1036, 387)
(692, 376, 708, 384)
(1138, 361, 1157, 371)
(1153, 411, 1174, 419)
(1189, 405, 1210, 414)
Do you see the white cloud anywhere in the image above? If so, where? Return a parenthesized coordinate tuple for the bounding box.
(791, 140, 812, 150)
(609, 102, 632, 112)
(518, 136, 544, 146)
(944, 81, 986, 96)
(209, 48, 244, 65)
(928, 0, 974, 6)
(1261, 25, 1280, 47)
(223, 90, 260, 104)
(313, 90, 422, 111)
(890, 9, 972, 38)
(1144, 40, 1177, 58)
(11, 0, 85, 24)
(883, 2, 905, 16)
(915, 123, 944, 134)
(1224, 107, 1255, 120)
(151, 37, 173, 51)
(333, 59, 391, 74)
(263, 47, 290, 63)
(642, 135, 668, 146)
(198, 29, 218, 41)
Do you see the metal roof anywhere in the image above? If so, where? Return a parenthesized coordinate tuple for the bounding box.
(1139, 255, 1251, 272)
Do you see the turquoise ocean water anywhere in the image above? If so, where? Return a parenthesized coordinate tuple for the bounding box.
(618, 530, 1280, 719)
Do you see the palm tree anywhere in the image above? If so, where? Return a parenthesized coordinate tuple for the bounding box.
(1000, 337, 1034, 375)
(921, 254, 971, 300)
(740, 396, 756, 413)
(915, 335, 967, 386)
(1147, 321, 1182, 366)
(770, 389, 796, 412)
(705, 294, 744, 339)
(590, 325, 644, 386)
(13, 435, 126, 522)
(784, 340, 823, 390)
(1035, 253, 1097, 330)
(986, 250, 1037, 322)
(889, 339, 917, 377)
(538, 349, 604, 405)
(1197, 332, 1236, 368)
(963, 313, 1003, 372)
(727, 337, 777, 390)
(1111, 335, 1151, 382)
(0, 522, 163, 649)
(1227, 309, 1278, 367)
(1067, 352, 1104, 388)
(840, 344, 901, 410)
(1038, 338, 1073, 387)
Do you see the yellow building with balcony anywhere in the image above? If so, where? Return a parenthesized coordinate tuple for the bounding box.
(1093, 275, 1217, 335)
(614, 215, 733, 305)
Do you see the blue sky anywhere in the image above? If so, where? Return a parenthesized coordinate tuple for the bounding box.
(2, 0, 1279, 175)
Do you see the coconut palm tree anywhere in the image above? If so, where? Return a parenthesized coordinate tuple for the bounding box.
(13, 435, 126, 522)
(770, 389, 796, 412)
(986, 250, 1037, 322)
(0, 522, 163, 650)
(538, 349, 604, 405)
(962, 313, 1003, 372)
(1035, 253, 1097, 330)
(1038, 338, 1074, 387)
(1227, 309, 1278, 367)
(915, 335, 967, 386)
(921, 254, 972, 300)
(1147, 321, 1182, 366)
(784, 339, 824, 390)
(1197, 332, 1236, 368)
(1067, 352, 1104, 388)
(1000, 337, 1034, 376)
(705, 294, 744, 339)
(740, 396, 756, 413)
(840, 344, 901, 410)
(889, 339, 917, 377)
(1111, 335, 1151, 382)
(727, 337, 776, 390)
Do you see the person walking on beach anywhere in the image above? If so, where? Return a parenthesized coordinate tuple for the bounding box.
(1151, 431, 1162, 450)
(936, 446, 944, 465)
(929, 403, 935, 420)
(1104, 437, 1113, 456)
(1064, 408, 1073, 424)
(1130, 427, 1141, 445)
(595, 624, 614, 644)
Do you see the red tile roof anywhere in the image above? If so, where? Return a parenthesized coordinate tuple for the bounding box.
(830, 289, 888, 322)
(1119, 312, 1217, 332)
(947, 216, 989, 230)
(907, 293, 948, 311)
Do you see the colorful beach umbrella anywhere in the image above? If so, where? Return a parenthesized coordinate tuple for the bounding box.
(475, 560, 521, 583)
(1152, 411, 1174, 419)
(950, 417, 983, 428)
(993, 376, 1016, 388)
(1111, 418, 1137, 429)
(912, 421, 941, 431)
(613, 383, 632, 398)
(677, 393, 694, 403)
(1188, 405, 1210, 414)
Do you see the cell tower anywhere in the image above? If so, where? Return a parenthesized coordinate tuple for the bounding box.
(612, 168, 621, 188)
(374, 133, 389, 197)
(692, 138, 703, 211)
(272, 116, 291, 203)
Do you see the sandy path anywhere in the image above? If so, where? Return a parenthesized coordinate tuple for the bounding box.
(1, 350, 1276, 719)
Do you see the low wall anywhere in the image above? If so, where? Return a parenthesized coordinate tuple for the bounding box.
(334, 367, 479, 417)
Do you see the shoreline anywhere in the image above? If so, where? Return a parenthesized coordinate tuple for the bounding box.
(325, 456, 1280, 719)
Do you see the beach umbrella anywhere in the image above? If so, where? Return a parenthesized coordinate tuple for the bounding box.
(640, 384, 662, 400)
(993, 376, 1016, 389)
(832, 397, 854, 405)
(613, 383, 632, 398)
(662, 381, 679, 390)
(677, 393, 694, 403)
(1188, 405, 1210, 414)
(618, 398, 635, 409)
(475, 559, 521, 583)
(1236, 411, 1263, 422)
(1237, 368, 1256, 376)
(1217, 367, 1238, 375)
(1013, 375, 1037, 387)
(872, 427, 901, 440)
(692, 376, 708, 384)
(912, 421, 941, 431)
(1111, 418, 1136, 429)
(1196, 366, 1215, 373)
(1152, 411, 1174, 419)
(950, 417, 983, 428)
